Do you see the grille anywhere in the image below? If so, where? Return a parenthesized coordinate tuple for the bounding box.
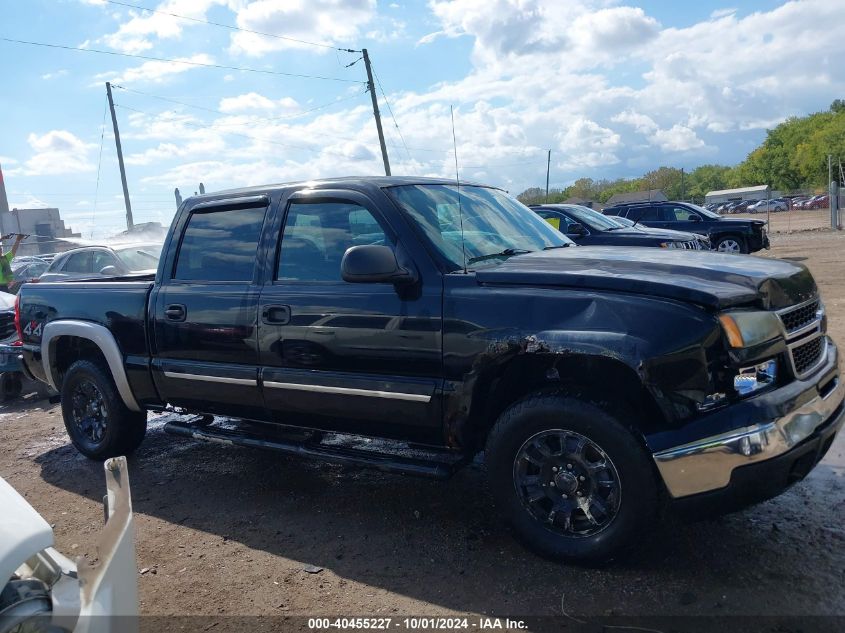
(0, 311, 15, 341)
(779, 300, 821, 334)
(677, 240, 703, 250)
(791, 336, 824, 376)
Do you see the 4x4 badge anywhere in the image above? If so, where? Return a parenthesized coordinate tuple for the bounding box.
(23, 321, 42, 338)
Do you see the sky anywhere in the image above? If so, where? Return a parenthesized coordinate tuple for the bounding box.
(0, 0, 843, 238)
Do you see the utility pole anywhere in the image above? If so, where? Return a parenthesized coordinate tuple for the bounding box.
(680, 167, 685, 201)
(830, 154, 834, 229)
(362, 49, 390, 176)
(545, 150, 551, 202)
(106, 82, 134, 231)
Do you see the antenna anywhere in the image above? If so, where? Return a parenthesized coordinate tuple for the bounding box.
(450, 105, 468, 274)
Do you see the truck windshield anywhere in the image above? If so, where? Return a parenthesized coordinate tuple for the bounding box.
(386, 184, 571, 270)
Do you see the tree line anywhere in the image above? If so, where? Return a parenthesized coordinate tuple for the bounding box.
(518, 100, 845, 206)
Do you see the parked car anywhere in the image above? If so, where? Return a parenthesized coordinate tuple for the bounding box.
(8, 258, 50, 293)
(807, 194, 830, 209)
(17, 177, 842, 562)
(748, 199, 788, 213)
(0, 457, 138, 629)
(787, 196, 809, 210)
(531, 203, 709, 249)
(731, 200, 758, 214)
(604, 200, 769, 253)
(39, 243, 163, 282)
(0, 290, 23, 399)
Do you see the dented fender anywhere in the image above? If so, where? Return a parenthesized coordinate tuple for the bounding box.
(441, 276, 725, 448)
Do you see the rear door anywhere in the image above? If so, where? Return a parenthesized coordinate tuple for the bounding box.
(628, 204, 668, 229)
(151, 195, 270, 419)
(257, 189, 443, 442)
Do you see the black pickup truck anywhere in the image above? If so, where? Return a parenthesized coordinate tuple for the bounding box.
(17, 177, 843, 562)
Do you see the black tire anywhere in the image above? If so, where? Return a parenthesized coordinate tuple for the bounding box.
(61, 360, 147, 460)
(485, 393, 657, 563)
(0, 373, 23, 401)
(715, 235, 747, 254)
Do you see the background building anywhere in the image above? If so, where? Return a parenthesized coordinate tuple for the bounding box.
(704, 185, 779, 204)
(0, 164, 81, 256)
(605, 189, 667, 206)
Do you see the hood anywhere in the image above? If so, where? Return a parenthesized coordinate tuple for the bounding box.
(719, 217, 766, 226)
(0, 477, 54, 584)
(611, 226, 702, 241)
(475, 247, 816, 310)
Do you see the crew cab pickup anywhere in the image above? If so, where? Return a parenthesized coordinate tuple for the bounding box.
(17, 177, 843, 562)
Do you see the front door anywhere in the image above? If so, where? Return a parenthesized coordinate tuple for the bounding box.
(258, 190, 443, 442)
(660, 204, 705, 233)
(151, 196, 270, 420)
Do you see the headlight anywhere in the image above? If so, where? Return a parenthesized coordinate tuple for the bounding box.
(734, 359, 777, 396)
(718, 311, 782, 348)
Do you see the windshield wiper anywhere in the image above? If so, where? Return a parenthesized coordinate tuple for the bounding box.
(543, 243, 575, 250)
(466, 248, 532, 264)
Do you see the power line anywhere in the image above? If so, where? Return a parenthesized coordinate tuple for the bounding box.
(92, 97, 108, 237)
(111, 84, 366, 126)
(0, 37, 366, 83)
(101, 0, 359, 53)
(114, 103, 372, 159)
(114, 95, 379, 146)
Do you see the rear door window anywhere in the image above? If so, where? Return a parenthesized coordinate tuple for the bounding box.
(174, 205, 268, 281)
(628, 206, 660, 221)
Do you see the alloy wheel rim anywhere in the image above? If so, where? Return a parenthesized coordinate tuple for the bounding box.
(718, 239, 741, 253)
(71, 380, 108, 445)
(513, 429, 621, 537)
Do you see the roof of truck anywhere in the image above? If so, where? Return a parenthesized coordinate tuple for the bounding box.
(189, 176, 489, 200)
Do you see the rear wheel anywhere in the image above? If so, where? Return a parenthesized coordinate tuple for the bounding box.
(61, 360, 147, 460)
(715, 235, 746, 254)
(485, 393, 657, 563)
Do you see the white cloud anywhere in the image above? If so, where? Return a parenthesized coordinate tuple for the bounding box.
(41, 70, 68, 80)
(229, 0, 377, 56)
(218, 93, 299, 113)
(651, 125, 706, 152)
(95, 53, 215, 84)
(99, 0, 228, 53)
(710, 8, 737, 19)
(7, 131, 96, 177)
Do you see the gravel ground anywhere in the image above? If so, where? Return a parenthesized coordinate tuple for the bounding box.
(1, 230, 844, 628)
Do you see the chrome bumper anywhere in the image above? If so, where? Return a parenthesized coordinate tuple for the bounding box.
(653, 348, 844, 498)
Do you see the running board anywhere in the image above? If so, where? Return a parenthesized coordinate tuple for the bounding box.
(163, 421, 468, 479)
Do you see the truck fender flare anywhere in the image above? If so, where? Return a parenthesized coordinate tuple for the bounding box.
(42, 320, 142, 412)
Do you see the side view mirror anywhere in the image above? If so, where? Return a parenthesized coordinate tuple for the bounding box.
(99, 265, 119, 276)
(341, 245, 415, 284)
(566, 223, 587, 237)
(688, 215, 701, 222)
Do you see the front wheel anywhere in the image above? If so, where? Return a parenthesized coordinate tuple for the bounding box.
(715, 235, 746, 254)
(61, 360, 147, 460)
(485, 394, 657, 563)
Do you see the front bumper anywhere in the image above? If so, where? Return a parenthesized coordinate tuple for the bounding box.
(653, 337, 843, 500)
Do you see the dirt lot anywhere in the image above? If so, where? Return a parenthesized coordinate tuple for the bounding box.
(2, 231, 845, 628)
(731, 207, 838, 233)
